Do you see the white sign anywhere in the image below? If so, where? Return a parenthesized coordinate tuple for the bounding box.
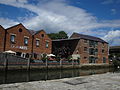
(11, 45, 28, 50)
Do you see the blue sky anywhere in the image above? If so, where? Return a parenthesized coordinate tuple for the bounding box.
(0, 0, 120, 46)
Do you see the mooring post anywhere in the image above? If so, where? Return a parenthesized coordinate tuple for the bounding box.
(3, 53, 8, 83)
(46, 58, 48, 70)
(72, 60, 74, 69)
(60, 59, 62, 69)
(4, 53, 8, 71)
(27, 57, 30, 71)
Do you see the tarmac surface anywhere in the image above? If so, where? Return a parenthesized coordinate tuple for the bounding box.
(0, 72, 120, 90)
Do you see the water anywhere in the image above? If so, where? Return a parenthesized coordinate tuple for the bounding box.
(0, 68, 118, 85)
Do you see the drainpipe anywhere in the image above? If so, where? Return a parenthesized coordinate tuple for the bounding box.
(31, 35, 34, 58)
(3, 29, 7, 51)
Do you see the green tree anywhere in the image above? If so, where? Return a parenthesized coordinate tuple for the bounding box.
(48, 31, 68, 40)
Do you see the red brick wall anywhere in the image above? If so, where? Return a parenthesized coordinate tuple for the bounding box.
(5, 24, 32, 54)
(0, 26, 5, 52)
(33, 30, 52, 54)
(73, 39, 109, 64)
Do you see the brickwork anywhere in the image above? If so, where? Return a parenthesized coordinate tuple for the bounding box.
(0, 24, 52, 59)
(52, 33, 109, 64)
(5, 24, 32, 54)
(33, 30, 52, 54)
(0, 25, 5, 52)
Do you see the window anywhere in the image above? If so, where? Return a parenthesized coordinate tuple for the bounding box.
(19, 28, 22, 32)
(89, 48, 95, 55)
(102, 49, 104, 53)
(24, 38, 28, 45)
(84, 57, 87, 60)
(95, 41, 98, 46)
(95, 48, 98, 55)
(10, 35, 15, 43)
(41, 34, 44, 37)
(102, 43, 104, 48)
(103, 57, 106, 63)
(36, 40, 40, 47)
(84, 39, 88, 43)
(89, 56, 96, 63)
(46, 41, 49, 48)
(84, 47, 88, 52)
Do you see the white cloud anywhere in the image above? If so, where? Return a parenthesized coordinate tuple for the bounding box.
(102, 30, 120, 45)
(0, 0, 120, 45)
(0, 18, 19, 28)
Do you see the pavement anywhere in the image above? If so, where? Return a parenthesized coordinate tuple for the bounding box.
(0, 72, 120, 90)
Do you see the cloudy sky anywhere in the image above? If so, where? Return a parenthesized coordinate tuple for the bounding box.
(0, 0, 120, 46)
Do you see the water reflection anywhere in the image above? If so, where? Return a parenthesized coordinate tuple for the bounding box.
(0, 68, 116, 84)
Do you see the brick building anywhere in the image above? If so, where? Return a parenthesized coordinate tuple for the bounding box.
(5, 24, 32, 58)
(32, 30, 52, 59)
(0, 24, 52, 59)
(52, 33, 109, 64)
(0, 25, 5, 52)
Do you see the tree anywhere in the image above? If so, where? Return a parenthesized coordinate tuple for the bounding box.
(48, 31, 68, 40)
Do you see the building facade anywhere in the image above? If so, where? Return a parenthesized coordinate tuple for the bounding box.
(52, 33, 109, 64)
(0, 25, 5, 52)
(5, 24, 32, 58)
(32, 30, 52, 60)
(0, 24, 52, 59)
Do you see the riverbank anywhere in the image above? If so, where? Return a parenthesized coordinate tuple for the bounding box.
(0, 72, 120, 90)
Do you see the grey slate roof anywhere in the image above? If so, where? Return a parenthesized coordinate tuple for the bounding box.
(53, 33, 108, 43)
(70, 33, 108, 43)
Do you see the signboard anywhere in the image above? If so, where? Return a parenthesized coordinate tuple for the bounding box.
(11, 45, 28, 50)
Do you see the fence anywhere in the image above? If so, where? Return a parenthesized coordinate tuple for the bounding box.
(0, 53, 80, 70)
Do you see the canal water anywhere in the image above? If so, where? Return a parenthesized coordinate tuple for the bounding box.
(0, 68, 118, 85)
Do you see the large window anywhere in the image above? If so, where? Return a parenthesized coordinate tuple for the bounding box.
(36, 40, 40, 47)
(10, 35, 15, 43)
(24, 38, 28, 45)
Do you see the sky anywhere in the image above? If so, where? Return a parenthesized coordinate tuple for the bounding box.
(0, 0, 120, 46)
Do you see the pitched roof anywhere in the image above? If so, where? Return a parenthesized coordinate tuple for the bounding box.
(70, 33, 108, 43)
(5, 23, 32, 35)
(0, 25, 5, 30)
